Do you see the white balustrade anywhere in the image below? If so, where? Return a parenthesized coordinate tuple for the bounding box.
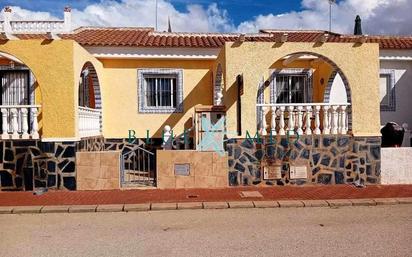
(0, 105, 41, 140)
(10, 21, 65, 33)
(78, 106, 102, 138)
(257, 103, 351, 136)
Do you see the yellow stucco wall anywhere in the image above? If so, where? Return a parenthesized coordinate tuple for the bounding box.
(0, 40, 380, 140)
(100, 59, 214, 138)
(222, 42, 381, 137)
(0, 40, 100, 139)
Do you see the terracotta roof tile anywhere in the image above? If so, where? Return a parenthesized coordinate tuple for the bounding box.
(2, 27, 412, 49)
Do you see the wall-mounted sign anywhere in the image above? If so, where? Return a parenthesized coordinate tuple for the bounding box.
(290, 166, 308, 179)
(263, 165, 282, 180)
(174, 163, 190, 176)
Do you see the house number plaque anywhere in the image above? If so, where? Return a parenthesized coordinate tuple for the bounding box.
(263, 165, 282, 180)
(290, 166, 308, 179)
(174, 163, 190, 176)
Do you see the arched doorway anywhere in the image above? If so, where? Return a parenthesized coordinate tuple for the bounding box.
(0, 51, 41, 139)
(78, 62, 102, 138)
(256, 52, 352, 135)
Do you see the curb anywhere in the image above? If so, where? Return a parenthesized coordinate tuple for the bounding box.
(1, 198, 411, 215)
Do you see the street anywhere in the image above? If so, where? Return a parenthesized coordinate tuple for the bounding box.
(1, 205, 411, 257)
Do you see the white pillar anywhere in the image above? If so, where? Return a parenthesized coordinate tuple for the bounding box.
(64, 7, 72, 32)
(261, 106, 268, 136)
(21, 108, 29, 139)
(331, 105, 339, 134)
(279, 106, 285, 135)
(31, 107, 39, 139)
(1, 108, 9, 139)
(305, 106, 312, 135)
(3, 7, 12, 34)
(10, 108, 19, 139)
(314, 105, 321, 135)
(271, 106, 277, 136)
(287, 106, 294, 133)
(341, 106, 347, 134)
(296, 106, 303, 135)
(322, 105, 330, 135)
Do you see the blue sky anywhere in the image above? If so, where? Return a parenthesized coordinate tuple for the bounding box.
(1, 0, 305, 26)
(0, 0, 411, 35)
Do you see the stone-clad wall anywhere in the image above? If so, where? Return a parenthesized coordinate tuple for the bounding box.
(0, 140, 76, 191)
(227, 135, 381, 186)
(0, 137, 158, 191)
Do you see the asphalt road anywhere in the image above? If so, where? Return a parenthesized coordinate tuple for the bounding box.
(1, 205, 411, 257)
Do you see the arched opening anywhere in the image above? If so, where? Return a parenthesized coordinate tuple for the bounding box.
(0, 51, 41, 139)
(257, 52, 352, 135)
(78, 62, 102, 138)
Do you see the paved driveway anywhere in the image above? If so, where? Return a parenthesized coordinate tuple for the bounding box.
(1, 205, 411, 257)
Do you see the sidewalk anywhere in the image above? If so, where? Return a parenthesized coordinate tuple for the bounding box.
(1, 185, 412, 207)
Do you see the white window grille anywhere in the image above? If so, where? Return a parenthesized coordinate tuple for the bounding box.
(138, 69, 183, 113)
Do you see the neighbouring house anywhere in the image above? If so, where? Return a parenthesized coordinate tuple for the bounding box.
(0, 7, 411, 191)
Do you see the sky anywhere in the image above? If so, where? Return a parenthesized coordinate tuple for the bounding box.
(0, 0, 411, 35)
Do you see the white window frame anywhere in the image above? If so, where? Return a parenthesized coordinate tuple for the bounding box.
(138, 68, 183, 113)
(379, 69, 396, 112)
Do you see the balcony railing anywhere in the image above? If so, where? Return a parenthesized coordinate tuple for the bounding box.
(78, 106, 102, 138)
(10, 20, 65, 33)
(256, 103, 351, 136)
(0, 105, 40, 140)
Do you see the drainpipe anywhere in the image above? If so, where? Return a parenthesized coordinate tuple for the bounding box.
(64, 6, 72, 32)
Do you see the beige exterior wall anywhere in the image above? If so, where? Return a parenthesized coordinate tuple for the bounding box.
(76, 151, 121, 190)
(222, 42, 381, 137)
(100, 59, 214, 138)
(157, 150, 228, 189)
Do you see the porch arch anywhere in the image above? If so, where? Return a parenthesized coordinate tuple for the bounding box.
(0, 50, 41, 139)
(78, 62, 102, 110)
(78, 62, 102, 138)
(256, 51, 352, 135)
(266, 51, 352, 104)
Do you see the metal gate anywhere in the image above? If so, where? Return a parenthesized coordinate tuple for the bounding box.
(120, 147, 156, 187)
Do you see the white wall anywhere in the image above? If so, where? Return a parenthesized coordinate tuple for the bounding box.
(328, 73, 348, 103)
(380, 60, 412, 127)
(381, 148, 412, 184)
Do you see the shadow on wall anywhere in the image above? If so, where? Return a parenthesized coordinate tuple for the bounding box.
(380, 63, 411, 127)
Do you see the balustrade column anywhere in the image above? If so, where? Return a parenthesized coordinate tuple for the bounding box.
(31, 108, 39, 139)
(287, 106, 294, 133)
(305, 106, 312, 135)
(271, 106, 277, 136)
(322, 106, 330, 135)
(1, 108, 8, 138)
(296, 106, 303, 135)
(340, 106, 348, 134)
(21, 108, 29, 139)
(331, 105, 339, 134)
(10, 108, 19, 139)
(279, 106, 286, 135)
(314, 105, 321, 135)
(261, 106, 268, 136)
